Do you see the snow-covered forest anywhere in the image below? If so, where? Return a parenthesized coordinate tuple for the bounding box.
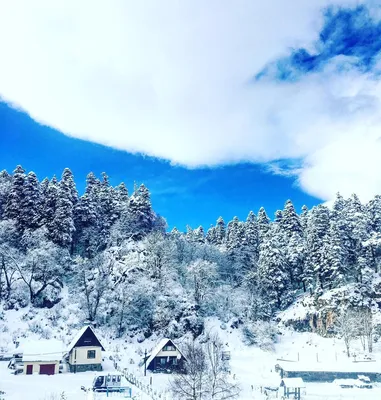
(1, 165, 381, 342)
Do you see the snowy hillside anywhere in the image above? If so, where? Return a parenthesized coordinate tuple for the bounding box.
(1, 166, 381, 398)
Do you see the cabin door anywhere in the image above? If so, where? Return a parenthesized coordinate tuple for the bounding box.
(26, 365, 33, 375)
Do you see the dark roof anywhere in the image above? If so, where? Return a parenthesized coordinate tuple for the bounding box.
(67, 326, 105, 352)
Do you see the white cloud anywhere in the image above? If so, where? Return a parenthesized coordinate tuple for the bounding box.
(0, 0, 380, 202)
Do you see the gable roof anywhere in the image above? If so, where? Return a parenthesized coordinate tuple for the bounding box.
(67, 325, 105, 352)
(146, 338, 185, 368)
(22, 340, 66, 362)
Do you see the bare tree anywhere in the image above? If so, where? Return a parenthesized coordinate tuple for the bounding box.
(77, 254, 111, 322)
(205, 333, 240, 400)
(171, 336, 240, 400)
(170, 341, 209, 400)
(0, 220, 20, 299)
(357, 307, 373, 353)
(334, 309, 358, 357)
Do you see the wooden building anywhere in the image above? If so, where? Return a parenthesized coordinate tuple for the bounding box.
(66, 325, 105, 373)
(145, 338, 185, 373)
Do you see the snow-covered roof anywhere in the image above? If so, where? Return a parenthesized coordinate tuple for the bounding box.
(281, 378, 305, 388)
(145, 338, 183, 368)
(21, 340, 66, 362)
(277, 360, 381, 373)
(333, 379, 359, 386)
(67, 325, 105, 353)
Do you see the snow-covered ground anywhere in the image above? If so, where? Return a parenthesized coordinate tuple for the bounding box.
(2, 310, 381, 400)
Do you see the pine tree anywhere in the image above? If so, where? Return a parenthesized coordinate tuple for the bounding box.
(300, 205, 309, 231)
(193, 226, 205, 244)
(286, 231, 306, 290)
(245, 211, 259, 264)
(206, 226, 217, 244)
(215, 217, 226, 245)
(128, 184, 154, 239)
(320, 222, 346, 289)
(331, 192, 346, 222)
(0, 170, 11, 219)
(367, 195, 381, 232)
(274, 210, 283, 224)
(280, 200, 302, 238)
(97, 172, 118, 248)
(257, 233, 292, 310)
(342, 193, 371, 279)
(5, 165, 26, 222)
(50, 169, 77, 247)
(257, 207, 270, 244)
(20, 171, 41, 230)
(226, 217, 244, 250)
(42, 176, 59, 231)
(305, 205, 330, 293)
(114, 182, 129, 217)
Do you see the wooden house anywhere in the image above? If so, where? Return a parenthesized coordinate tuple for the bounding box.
(145, 338, 185, 373)
(66, 325, 105, 373)
(22, 340, 65, 375)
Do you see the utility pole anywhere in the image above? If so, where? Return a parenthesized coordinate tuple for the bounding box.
(144, 349, 147, 377)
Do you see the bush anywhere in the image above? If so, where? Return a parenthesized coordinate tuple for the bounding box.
(242, 321, 278, 350)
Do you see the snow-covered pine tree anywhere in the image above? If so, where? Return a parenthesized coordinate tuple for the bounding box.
(320, 221, 346, 289)
(257, 232, 292, 311)
(5, 165, 26, 222)
(300, 205, 309, 231)
(304, 205, 330, 292)
(257, 207, 270, 244)
(245, 211, 259, 264)
(367, 194, 381, 233)
(331, 192, 346, 222)
(274, 210, 283, 224)
(193, 226, 205, 244)
(128, 183, 154, 239)
(206, 226, 217, 244)
(286, 231, 306, 291)
(280, 199, 302, 238)
(50, 169, 77, 247)
(0, 170, 11, 219)
(20, 171, 41, 230)
(215, 216, 226, 245)
(114, 182, 129, 218)
(342, 193, 371, 280)
(97, 172, 119, 249)
(42, 176, 59, 234)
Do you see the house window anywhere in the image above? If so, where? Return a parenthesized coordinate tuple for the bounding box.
(87, 350, 96, 359)
(160, 358, 166, 365)
(163, 345, 175, 351)
(173, 357, 178, 365)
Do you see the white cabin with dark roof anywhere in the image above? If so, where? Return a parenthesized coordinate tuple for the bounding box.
(145, 338, 185, 373)
(66, 325, 105, 373)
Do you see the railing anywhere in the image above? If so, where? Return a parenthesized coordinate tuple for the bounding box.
(116, 366, 171, 400)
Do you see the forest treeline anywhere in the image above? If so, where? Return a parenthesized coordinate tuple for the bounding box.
(0, 165, 380, 339)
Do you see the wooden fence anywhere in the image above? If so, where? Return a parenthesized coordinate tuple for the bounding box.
(116, 366, 171, 400)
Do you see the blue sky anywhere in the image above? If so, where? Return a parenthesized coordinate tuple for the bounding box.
(0, 102, 319, 230)
(1, 1, 381, 228)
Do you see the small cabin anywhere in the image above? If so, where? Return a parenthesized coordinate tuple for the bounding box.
(145, 339, 185, 373)
(66, 325, 105, 373)
(22, 340, 65, 375)
(280, 378, 305, 400)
